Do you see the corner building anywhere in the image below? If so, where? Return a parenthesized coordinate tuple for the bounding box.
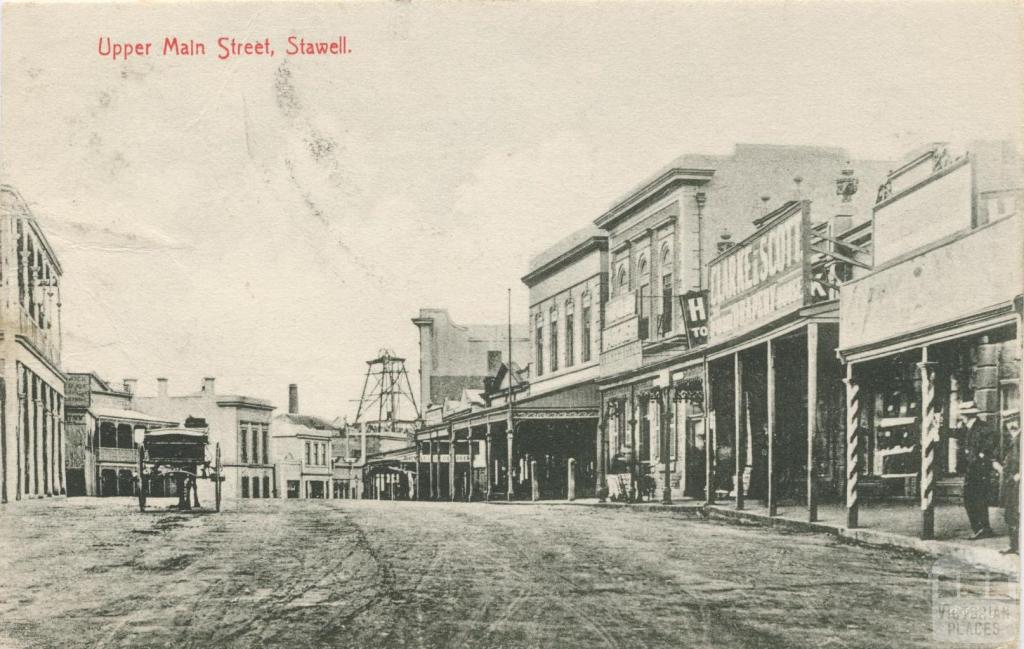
(0, 186, 66, 502)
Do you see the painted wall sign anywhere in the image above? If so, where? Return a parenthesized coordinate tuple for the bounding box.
(65, 374, 92, 409)
(707, 203, 810, 343)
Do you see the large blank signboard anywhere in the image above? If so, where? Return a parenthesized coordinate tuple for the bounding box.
(873, 161, 973, 267)
(707, 205, 808, 343)
(840, 213, 1022, 352)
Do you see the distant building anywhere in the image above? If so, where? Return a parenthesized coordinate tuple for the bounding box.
(0, 186, 66, 503)
(271, 384, 336, 499)
(132, 377, 274, 499)
(64, 373, 176, 497)
(412, 308, 529, 410)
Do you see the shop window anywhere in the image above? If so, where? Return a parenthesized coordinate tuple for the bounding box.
(252, 477, 261, 498)
(287, 480, 300, 498)
(241, 476, 250, 498)
(263, 476, 271, 498)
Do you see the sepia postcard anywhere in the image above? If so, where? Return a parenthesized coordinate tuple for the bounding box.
(0, 1, 1021, 647)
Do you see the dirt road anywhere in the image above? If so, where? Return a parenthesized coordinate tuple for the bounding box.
(0, 498, 1013, 648)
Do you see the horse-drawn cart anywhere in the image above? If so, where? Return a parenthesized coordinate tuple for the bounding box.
(137, 427, 222, 512)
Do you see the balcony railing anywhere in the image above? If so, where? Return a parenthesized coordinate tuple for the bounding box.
(12, 305, 60, 367)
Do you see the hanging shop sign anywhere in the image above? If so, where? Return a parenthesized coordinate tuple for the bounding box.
(707, 202, 810, 343)
(678, 290, 709, 347)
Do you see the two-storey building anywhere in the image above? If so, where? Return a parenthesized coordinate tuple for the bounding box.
(64, 373, 176, 497)
(414, 226, 608, 501)
(271, 385, 335, 499)
(0, 186, 66, 503)
(132, 377, 274, 500)
(594, 144, 889, 504)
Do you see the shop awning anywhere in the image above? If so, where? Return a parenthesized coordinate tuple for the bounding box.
(92, 407, 177, 426)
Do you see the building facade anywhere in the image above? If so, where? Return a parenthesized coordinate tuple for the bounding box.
(132, 377, 274, 500)
(413, 227, 607, 502)
(412, 308, 529, 410)
(64, 373, 177, 497)
(0, 186, 66, 503)
(271, 384, 335, 499)
(594, 144, 890, 505)
(838, 142, 1023, 538)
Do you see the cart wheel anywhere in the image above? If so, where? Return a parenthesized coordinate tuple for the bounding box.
(138, 444, 147, 513)
(214, 443, 222, 512)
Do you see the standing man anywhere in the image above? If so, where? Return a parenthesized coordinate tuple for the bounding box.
(998, 415, 1020, 554)
(955, 402, 996, 540)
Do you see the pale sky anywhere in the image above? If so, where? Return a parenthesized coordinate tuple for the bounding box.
(1, 1, 1021, 420)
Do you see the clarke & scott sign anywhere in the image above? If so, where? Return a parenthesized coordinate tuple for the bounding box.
(707, 202, 810, 343)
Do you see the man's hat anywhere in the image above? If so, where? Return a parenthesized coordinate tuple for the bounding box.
(959, 401, 981, 415)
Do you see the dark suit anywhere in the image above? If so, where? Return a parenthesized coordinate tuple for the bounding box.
(1002, 434, 1020, 551)
(957, 418, 996, 533)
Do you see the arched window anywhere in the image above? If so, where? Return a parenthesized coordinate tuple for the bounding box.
(637, 254, 648, 278)
(661, 242, 672, 267)
(616, 265, 627, 291)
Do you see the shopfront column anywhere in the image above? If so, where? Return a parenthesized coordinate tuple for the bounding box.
(767, 339, 777, 517)
(33, 377, 41, 496)
(596, 404, 607, 502)
(467, 429, 475, 502)
(844, 363, 861, 528)
(807, 323, 819, 523)
(428, 438, 436, 500)
(661, 386, 672, 505)
(704, 359, 714, 505)
(628, 389, 638, 502)
(448, 425, 455, 502)
(734, 353, 744, 510)
(58, 400, 66, 495)
(918, 349, 939, 540)
(506, 419, 515, 501)
(414, 439, 421, 501)
(484, 422, 492, 501)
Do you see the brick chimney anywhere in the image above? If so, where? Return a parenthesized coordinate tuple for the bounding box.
(157, 377, 169, 398)
(122, 378, 137, 396)
(289, 384, 299, 414)
(202, 377, 215, 394)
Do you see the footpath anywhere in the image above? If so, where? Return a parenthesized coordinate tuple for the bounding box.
(487, 497, 1020, 575)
